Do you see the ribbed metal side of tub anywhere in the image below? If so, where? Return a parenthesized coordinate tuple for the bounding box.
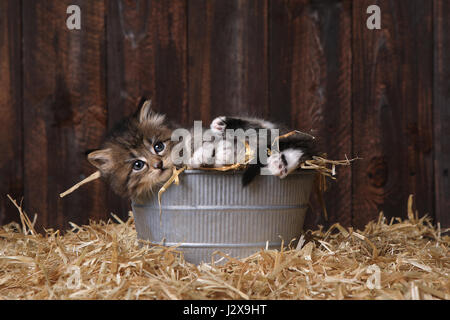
(132, 170, 315, 265)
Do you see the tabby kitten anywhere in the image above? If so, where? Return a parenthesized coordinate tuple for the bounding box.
(87, 100, 176, 203)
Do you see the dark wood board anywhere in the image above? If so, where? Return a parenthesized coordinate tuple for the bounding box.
(434, 0, 450, 228)
(107, 0, 188, 125)
(0, 0, 23, 226)
(270, 0, 353, 229)
(188, 0, 269, 123)
(22, 0, 109, 231)
(352, 0, 434, 228)
(106, 0, 188, 219)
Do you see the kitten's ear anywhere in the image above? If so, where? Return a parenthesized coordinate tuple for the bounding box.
(138, 99, 166, 125)
(87, 148, 113, 172)
(139, 99, 153, 123)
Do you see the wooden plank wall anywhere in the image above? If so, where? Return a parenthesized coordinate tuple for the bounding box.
(352, 0, 434, 228)
(0, 1, 23, 227)
(0, 0, 448, 231)
(434, 0, 450, 229)
(21, 0, 108, 231)
(270, 0, 352, 228)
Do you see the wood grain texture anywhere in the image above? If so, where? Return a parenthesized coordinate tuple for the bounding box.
(0, 0, 447, 231)
(0, 0, 23, 226)
(270, 0, 353, 229)
(106, 0, 188, 219)
(434, 0, 450, 228)
(22, 0, 108, 231)
(352, 0, 434, 228)
(107, 0, 187, 124)
(188, 0, 269, 123)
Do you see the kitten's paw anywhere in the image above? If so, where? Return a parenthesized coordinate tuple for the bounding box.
(214, 140, 234, 166)
(210, 116, 227, 135)
(188, 143, 215, 168)
(267, 153, 289, 178)
(267, 149, 304, 178)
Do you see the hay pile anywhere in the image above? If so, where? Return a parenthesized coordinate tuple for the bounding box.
(0, 196, 448, 300)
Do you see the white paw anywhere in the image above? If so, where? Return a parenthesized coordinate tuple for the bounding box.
(210, 116, 227, 135)
(267, 149, 303, 178)
(214, 140, 235, 166)
(267, 153, 289, 178)
(189, 143, 215, 168)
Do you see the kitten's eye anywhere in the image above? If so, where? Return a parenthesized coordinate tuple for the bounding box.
(153, 142, 165, 154)
(132, 160, 146, 171)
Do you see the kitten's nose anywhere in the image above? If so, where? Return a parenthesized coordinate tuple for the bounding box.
(153, 161, 163, 170)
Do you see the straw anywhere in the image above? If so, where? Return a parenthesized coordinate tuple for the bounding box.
(0, 195, 448, 300)
(59, 171, 101, 198)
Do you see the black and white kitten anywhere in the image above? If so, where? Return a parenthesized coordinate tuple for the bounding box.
(187, 115, 317, 186)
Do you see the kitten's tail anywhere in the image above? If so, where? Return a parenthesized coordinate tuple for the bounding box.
(242, 164, 261, 187)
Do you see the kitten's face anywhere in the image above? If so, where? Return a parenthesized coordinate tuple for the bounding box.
(87, 101, 175, 202)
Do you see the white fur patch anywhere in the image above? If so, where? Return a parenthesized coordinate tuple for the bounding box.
(188, 142, 215, 168)
(261, 120, 276, 129)
(214, 140, 234, 166)
(210, 116, 227, 135)
(148, 114, 166, 126)
(267, 148, 303, 178)
(283, 149, 303, 170)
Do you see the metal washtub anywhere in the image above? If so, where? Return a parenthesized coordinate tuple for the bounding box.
(132, 169, 315, 265)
